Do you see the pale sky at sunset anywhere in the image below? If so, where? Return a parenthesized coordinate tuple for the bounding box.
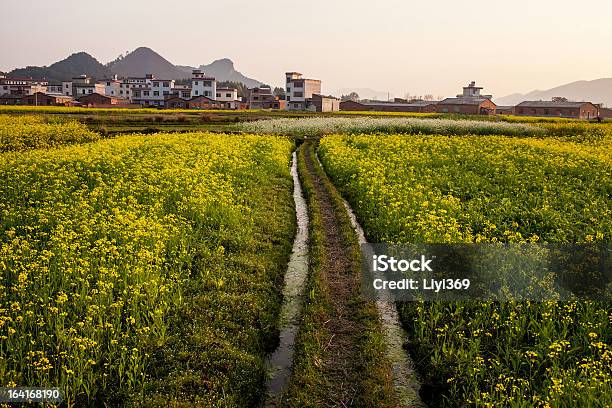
(1, 0, 611, 99)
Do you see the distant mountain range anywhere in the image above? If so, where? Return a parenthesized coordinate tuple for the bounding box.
(6, 47, 263, 88)
(495, 78, 612, 106)
(9, 52, 111, 82)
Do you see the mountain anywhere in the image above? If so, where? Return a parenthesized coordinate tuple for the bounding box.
(196, 59, 262, 88)
(6, 47, 264, 88)
(495, 78, 612, 106)
(333, 88, 394, 101)
(8, 52, 111, 82)
(107, 47, 189, 80)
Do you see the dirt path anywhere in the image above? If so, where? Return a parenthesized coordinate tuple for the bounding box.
(274, 142, 397, 407)
(302, 143, 365, 404)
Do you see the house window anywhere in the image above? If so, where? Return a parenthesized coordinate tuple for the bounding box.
(154, 91, 159, 96)
(195, 90, 199, 95)
(163, 82, 169, 87)
(204, 81, 212, 87)
(153, 82, 159, 87)
(226, 93, 231, 98)
(216, 93, 221, 98)
(294, 92, 303, 97)
(194, 81, 199, 85)
(204, 91, 210, 96)
(144, 91, 150, 96)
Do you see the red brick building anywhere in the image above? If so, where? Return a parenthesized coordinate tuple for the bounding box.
(77, 93, 134, 108)
(496, 106, 515, 115)
(21, 92, 74, 106)
(515, 101, 599, 119)
(436, 97, 497, 115)
(187, 96, 225, 109)
(599, 107, 612, 119)
(165, 96, 190, 109)
(340, 100, 437, 113)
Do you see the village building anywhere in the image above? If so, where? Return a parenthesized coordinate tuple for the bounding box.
(68, 75, 105, 97)
(171, 85, 192, 99)
(436, 81, 496, 115)
(96, 75, 122, 97)
(514, 101, 599, 119)
(47, 83, 64, 94)
(285, 72, 321, 110)
(340, 99, 438, 113)
(308, 94, 340, 112)
(21, 92, 74, 106)
(77, 93, 134, 108)
(0, 95, 25, 105)
(187, 95, 224, 109)
(248, 86, 285, 109)
(215, 87, 241, 109)
(165, 96, 190, 109)
(0, 76, 48, 96)
(496, 106, 515, 115)
(191, 70, 216, 99)
(598, 107, 612, 119)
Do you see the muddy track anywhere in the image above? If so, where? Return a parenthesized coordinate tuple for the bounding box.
(301, 144, 373, 405)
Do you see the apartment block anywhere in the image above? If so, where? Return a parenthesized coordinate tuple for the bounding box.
(191, 70, 216, 99)
(285, 72, 321, 110)
(0, 73, 48, 96)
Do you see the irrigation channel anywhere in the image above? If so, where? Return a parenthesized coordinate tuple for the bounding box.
(264, 151, 310, 404)
(264, 142, 424, 407)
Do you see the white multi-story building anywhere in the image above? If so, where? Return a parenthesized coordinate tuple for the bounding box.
(0, 76, 48, 96)
(130, 76, 175, 107)
(285, 72, 321, 110)
(61, 81, 72, 96)
(63, 75, 104, 97)
(97, 75, 122, 97)
(216, 87, 240, 109)
(191, 70, 216, 99)
(47, 83, 63, 94)
(172, 85, 192, 99)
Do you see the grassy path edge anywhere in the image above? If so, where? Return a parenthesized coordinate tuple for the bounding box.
(282, 141, 397, 407)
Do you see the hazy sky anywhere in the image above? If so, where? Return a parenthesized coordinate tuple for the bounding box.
(1, 0, 611, 98)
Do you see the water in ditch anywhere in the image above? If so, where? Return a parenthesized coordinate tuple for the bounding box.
(264, 151, 309, 405)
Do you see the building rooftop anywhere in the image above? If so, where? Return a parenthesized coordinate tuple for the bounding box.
(516, 101, 593, 108)
(354, 100, 438, 107)
(439, 97, 493, 106)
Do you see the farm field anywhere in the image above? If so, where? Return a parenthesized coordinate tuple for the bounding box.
(1, 110, 611, 407)
(0, 115, 100, 152)
(318, 132, 611, 407)
(0, 127, 296, 406)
